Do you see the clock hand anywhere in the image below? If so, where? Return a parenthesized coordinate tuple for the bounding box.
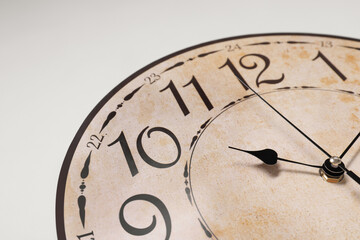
(236, 77, 331, 158)
(228, 146, 322, 168)
(330, 162, 360, 187)
(342, 167, 360, 185)
(328, 156, 360, 185)
(339, 131, 360, 159)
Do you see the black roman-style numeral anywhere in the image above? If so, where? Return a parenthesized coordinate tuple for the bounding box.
(160, 76, 213, 116)
(160, 80, 190, 116)
(109, 131, 139, 177)
(119, 194, 172, 240)
(219, 54, 285, 90)
(219, 58, 249, 91)
(77, 231, 94, 240)
(108, 126, 181, 177)
(183, 76, 214, 111)
(313, 51, 347, 81)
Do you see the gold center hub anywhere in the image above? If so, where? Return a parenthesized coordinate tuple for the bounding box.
(319, 156, 345, 183)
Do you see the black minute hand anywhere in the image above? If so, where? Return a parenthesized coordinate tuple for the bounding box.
(339, 165, 360, 185)
(340, 131, 360, 159)
(228, 146, 322, 168)
(237, 77, 331, 158)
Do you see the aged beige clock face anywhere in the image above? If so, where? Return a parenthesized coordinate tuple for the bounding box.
(56, 34, 360, 240)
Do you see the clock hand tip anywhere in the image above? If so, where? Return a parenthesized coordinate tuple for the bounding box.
(228, 147, 278, 165)
(228, 146, 245, 152)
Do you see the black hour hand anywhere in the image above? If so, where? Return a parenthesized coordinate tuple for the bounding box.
(228, 146, 321, 169)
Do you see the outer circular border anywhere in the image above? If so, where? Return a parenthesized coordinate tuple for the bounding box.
(56, 33, 360, 239)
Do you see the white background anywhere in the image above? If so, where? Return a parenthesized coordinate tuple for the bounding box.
(1, 0, 360, 239)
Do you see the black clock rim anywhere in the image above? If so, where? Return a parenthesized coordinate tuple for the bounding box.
(55, 32, 360, 240)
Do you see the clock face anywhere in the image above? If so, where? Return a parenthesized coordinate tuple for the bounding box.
(56, 34, 360, 240)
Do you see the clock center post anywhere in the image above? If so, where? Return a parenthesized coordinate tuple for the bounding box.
(319, 156, 345, 183)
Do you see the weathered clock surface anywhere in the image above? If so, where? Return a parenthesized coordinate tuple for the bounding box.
(56, 34, 360, 240)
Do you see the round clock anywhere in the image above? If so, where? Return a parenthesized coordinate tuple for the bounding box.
(56, 33, 360, 240)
